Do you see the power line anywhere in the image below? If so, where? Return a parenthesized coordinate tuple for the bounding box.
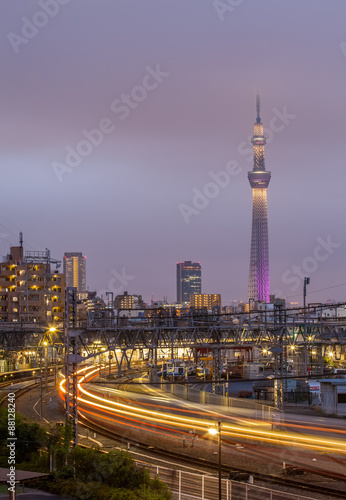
(286, 282, 346, 299)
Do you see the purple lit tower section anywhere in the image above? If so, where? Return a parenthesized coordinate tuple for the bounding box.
(248, 95, 271, 303)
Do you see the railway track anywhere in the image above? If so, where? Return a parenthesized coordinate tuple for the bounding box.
(0, 380, 37, 406)
(78, 412, 346, 500)
(0, 375, 56, 407)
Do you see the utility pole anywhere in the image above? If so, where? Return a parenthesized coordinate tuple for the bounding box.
(303, 278, 310, 375)
(303, 277, 310, 311)
(65, 287, 82, 448)
(108, 353, 112, 379)
(44, 342, 48, 390)
(39, 375, 43, 420)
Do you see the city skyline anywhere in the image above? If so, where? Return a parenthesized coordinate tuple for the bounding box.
(2, 1, 346, 305)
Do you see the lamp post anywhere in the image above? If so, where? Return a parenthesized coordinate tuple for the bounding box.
(209, 421, 222, 500)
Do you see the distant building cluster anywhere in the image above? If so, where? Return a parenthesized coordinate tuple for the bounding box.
(0, 234, 300, 328)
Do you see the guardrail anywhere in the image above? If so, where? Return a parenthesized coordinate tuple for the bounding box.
(148, 464, 316, 500)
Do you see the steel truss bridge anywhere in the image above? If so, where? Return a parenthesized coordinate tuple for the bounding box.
(1, 308, 346, 350)
(1, 318, 346, 350)
(1, 308, 346, 376)
(2, 290, 346, 445)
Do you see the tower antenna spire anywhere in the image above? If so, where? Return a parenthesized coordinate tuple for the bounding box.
(256, 93, 261, 123)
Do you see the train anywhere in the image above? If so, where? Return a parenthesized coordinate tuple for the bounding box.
(0, 367, 43, 385)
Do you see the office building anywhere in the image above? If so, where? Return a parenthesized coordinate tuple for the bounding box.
(176, 261, 201, 304)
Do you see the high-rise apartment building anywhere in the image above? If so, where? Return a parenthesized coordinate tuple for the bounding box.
(63, 252, 86, 292)
(0, 244, 65, 324)
(248, 95, 271, 303)
(190, 294, 221, 310)
(176, 261, 201, 304)
(114, 291, 145, 310)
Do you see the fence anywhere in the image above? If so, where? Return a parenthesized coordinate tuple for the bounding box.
(254, 389, 321, 406)
(147, 464, 317, 500)
(159, 379, 274, 422)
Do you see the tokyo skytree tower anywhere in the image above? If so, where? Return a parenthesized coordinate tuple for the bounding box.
(248, 95, 271, 303)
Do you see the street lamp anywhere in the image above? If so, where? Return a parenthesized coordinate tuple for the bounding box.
(209, 421, 222, 500)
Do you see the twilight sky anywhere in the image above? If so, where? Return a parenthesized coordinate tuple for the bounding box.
(1, 0, 346, 306)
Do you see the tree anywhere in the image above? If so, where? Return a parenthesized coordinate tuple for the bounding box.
(0, 408, 46, 466)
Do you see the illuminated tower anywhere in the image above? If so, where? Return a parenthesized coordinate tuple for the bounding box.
(248, 95, 271, 303)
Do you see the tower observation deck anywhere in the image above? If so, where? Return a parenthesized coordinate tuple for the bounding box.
(248, 95, 271, 303)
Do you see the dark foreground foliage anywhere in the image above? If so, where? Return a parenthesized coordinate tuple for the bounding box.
(0, 408, 171, 499)
(47, 446, 172, 500)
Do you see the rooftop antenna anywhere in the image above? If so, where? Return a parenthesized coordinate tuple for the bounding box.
(256, 92, 261, 123)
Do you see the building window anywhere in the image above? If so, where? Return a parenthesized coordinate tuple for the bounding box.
(337, 393, 346, 404)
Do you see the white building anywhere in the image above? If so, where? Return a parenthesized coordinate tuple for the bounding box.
(320, 379, 346, 417)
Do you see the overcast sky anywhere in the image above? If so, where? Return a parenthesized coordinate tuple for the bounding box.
(1, 0, 346, 306)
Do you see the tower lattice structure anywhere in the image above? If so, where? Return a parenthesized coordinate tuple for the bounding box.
(248, 95, 271, 303)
